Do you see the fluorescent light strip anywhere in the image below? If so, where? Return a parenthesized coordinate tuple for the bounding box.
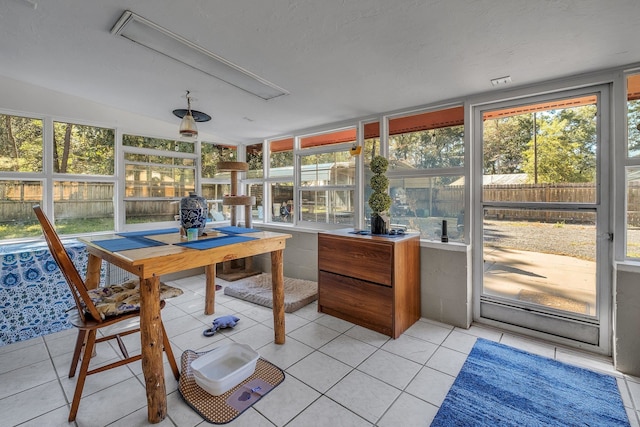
(111, 10, 289, 101)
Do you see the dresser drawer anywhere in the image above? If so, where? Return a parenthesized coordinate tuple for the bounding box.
(318, 234, 393, 286)
(318, 271, 393, 334)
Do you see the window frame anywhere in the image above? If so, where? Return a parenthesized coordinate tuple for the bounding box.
(295, 128, 357, 228)
(0, 112, 119, 241)
(121, 133, 198, 229)
(623, 70, 640, 260)
(263, 137, 294, 223)
(200, 141, 237, 223)
(383, 105, 466, 242)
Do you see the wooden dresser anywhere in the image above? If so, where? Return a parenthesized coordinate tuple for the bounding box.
(317, 229, 420, 338)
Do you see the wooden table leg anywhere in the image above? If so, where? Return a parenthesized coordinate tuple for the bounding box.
(84, 254, 102, 289)
(140, 275, 167, 424)
(204, 264, 216, 315)
(271, 249, 285, 344)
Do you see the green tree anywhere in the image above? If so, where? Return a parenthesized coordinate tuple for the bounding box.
(523, 106, 596, 183)
(416, 126, 464, 168)
(201, 143, 236, 177)
(628, 99, 640, 156)
(270, 150, 293, 168)
(53, 122, 114, 175)
(0, 115, 43, 172)
(246, 143, 263, 172)
(483, 115, 533, 174)
(389, 132, 417, 166)
(389, 125, 464, 170)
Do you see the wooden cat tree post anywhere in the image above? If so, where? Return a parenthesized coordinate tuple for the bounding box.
(218, 161, 258, 280)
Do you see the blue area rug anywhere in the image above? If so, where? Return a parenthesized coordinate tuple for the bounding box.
(431, 338, 629, 427)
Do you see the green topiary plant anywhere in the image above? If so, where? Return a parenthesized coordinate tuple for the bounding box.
(368, 156, 392, 233)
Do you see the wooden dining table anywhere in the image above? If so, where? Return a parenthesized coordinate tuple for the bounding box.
(80, 227, 291, 424)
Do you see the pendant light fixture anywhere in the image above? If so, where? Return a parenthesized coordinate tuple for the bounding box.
(172, 91, 211, 138)
(180, 91, 197, 137)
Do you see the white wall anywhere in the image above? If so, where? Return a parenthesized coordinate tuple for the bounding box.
(420, 244, 472, 328)
(253, 225, 319, 281)
(614, 265, 640, 376)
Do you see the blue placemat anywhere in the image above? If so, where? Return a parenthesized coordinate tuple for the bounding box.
(215, 226, 260, 234)
(175, 235, 257, 250)
(92, 236, 167, 251)
(116, 228, 180, 237)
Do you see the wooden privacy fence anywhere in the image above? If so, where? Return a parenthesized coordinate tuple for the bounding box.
(0, 182, 178, 223)
(408, 182, 640, 226)
(483, 183, 596, 204)
(2, 181, 640, 226)
(483, 183, 596, 224)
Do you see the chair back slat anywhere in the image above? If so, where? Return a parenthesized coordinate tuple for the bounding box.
(32, 205, 103, 323)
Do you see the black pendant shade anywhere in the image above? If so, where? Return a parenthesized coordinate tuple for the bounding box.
(172, 109, 212, 122)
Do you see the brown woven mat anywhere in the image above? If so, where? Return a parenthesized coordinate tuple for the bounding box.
(178, 349, 285, 424)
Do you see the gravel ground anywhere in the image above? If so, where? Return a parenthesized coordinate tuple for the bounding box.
(396, 217, 640, 260)
(483, 220, 600, 261)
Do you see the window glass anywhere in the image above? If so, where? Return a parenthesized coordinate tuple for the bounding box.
(270, 138, 293, 172)
(270, 164, 295, 180)
(248, 183, 263, 221)
(298, 142, 355, 226)
(628, 74, 640, 158)
(271, 182, 293, 223)
(53, 122, 114, 175)
(482, 96, 597, 203)
(246, 143, 263, 179)
(388, 175, 464, 241)
(627, 74, 640, 259)
(53, 181, 114, 232)
(0, 180, 42, 239)
(125, 164, 194, 198)
(627, 167, 640, 259)
(383, 106, 465, 240)
(388, 107, 464, 170)
(123, 135, 194, 153)
(300, 152, 355, 186)
(123, 134, 197, 225)
(124, 200, 179, 224)
(363, 121, 381, 169)
(0, 114, 43, 172)
(124, 153, 194, 167)
(202, 183, 231, 221)
(362, 122, 381, 221)
(300, 189, 354, 224)
(201, 142, 236, 178)
(266, 138, 296, 224)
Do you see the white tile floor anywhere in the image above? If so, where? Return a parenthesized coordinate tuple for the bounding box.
(1, 273, 640, 426)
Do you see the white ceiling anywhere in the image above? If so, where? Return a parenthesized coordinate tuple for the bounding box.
(2, 0, 640, 144)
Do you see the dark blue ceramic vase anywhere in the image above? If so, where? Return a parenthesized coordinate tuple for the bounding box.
(180, 192, 208, 236)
